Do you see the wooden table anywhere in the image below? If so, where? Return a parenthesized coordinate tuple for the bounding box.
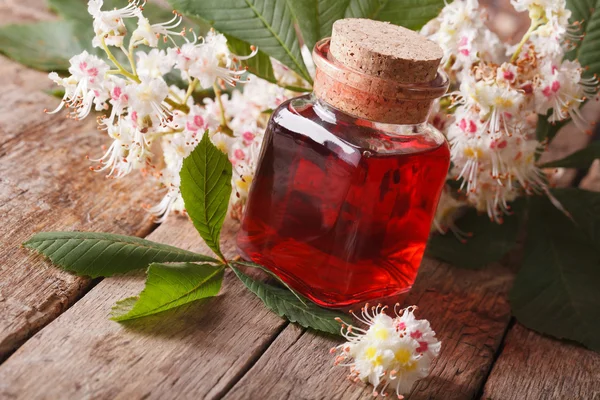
(1, 3, 600, 399)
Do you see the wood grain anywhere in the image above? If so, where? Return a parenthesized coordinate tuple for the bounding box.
(0, 218, 289, 399)
(225, 258, 514, 400)
(0, 85, 162, 360)
(482, 324, 600, 400)
(0, 0, 161, 361)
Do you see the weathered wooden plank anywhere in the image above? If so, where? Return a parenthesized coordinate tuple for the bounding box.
(482, 324, 600, 400)
(224, 258, 514, 400)
(0, 84, 161, 360)
(0, 0, 159, 360)
(0, 218, 289, 399)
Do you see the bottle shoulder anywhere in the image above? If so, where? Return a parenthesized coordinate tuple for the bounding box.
(270, 94, 449, 157)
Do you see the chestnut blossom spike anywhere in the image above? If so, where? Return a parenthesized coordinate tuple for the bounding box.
(48, 1, 289, 222)
(332, 305, 440, 398)
(423, 0, 600, 225)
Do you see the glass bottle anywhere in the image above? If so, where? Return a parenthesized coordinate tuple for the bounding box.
(237, 19, 450, 308)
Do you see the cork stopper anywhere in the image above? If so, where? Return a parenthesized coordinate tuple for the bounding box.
(312, 18, 447, 124)
(330, 19, 443, 84)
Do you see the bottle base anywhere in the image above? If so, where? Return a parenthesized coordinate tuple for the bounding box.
(237, 246, 412, 309)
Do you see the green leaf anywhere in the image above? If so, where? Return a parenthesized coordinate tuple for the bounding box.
(0, 21, 94, 71)
(291, 0, 444, 55)
(47, 0, 92, 21)
(541, 142, 600, 169)
(233, 260, 308, 306)
(168, 0, 313, 83)
(0, 0, 208, 74)
(376, 0, 444, 30)
(535, 112, 567, 144)
(511, 190, 600, 352)
(426, 204, 522, 269)
(226, 34, 277, 83)
(230, 265, 349, 335)
(49, 0, 209, 48)
(566, 0, 600, 78)
(48, 0, 193, 31)
(551, 188, 600, 243)
(179, 133, 232, 260)
(111, 262, 224, 321)
(24, 231, 217, 278)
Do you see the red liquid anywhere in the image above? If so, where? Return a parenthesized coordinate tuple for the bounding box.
(237, 96, 450, 307)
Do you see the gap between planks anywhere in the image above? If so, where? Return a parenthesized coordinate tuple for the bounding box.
(222, 257, 515, 400)
(0, 218, 292, 399)
(0, 217, 514, 400)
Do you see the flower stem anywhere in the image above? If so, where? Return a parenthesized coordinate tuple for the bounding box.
(510, 19, 543, 63)
(183, 78, 199, 104)
(101, 36, 140, 83)
(165, 98, 190, 114)
(125, 43, 137, 77)
(213, 83, 234, 137)
(168, 89, 183, 103)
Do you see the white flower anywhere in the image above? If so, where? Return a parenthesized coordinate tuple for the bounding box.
(496, 63, 518, 85)
(511, 0, 570, 24)
(136, 49, 174, 79)
(125, 76, 170, 125)
(188, 43, 246, 88)
(423, 0, 506, 72)
(131, 12, 183, 48)
(169, 33, 257, 88)
(534, 59, 598, 132)
(204, 29, 229, 57)
(455, 75, 525, 138)
(90, 116, 150, 178)
(88, 0, 142, 48)
(47, 51, 110, 120)
(332, 305, 440, 398)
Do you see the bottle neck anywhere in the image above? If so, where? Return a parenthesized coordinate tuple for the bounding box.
(312, 94, 430, 136)
(312, 38, 448, 125)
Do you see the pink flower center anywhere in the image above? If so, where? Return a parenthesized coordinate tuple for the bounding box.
(242, 131, 255, 142)
(521, 83, 533, 94)
(503, 70, 515, 81)
(416, 341, 428, 353)
(490, 139, 507, 149)
(234, 149, 245, 160)
(410, 330, 423, 339)
(542, 86, 553, 97)
(112, 87, 122, 100)
(193, 115, 205, 128)
(459, 119, 477, 133)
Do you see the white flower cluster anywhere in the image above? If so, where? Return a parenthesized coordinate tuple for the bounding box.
(332, 305, 440, 398)
(423, 0, 599, 228)
(47, 0, 297, 221)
